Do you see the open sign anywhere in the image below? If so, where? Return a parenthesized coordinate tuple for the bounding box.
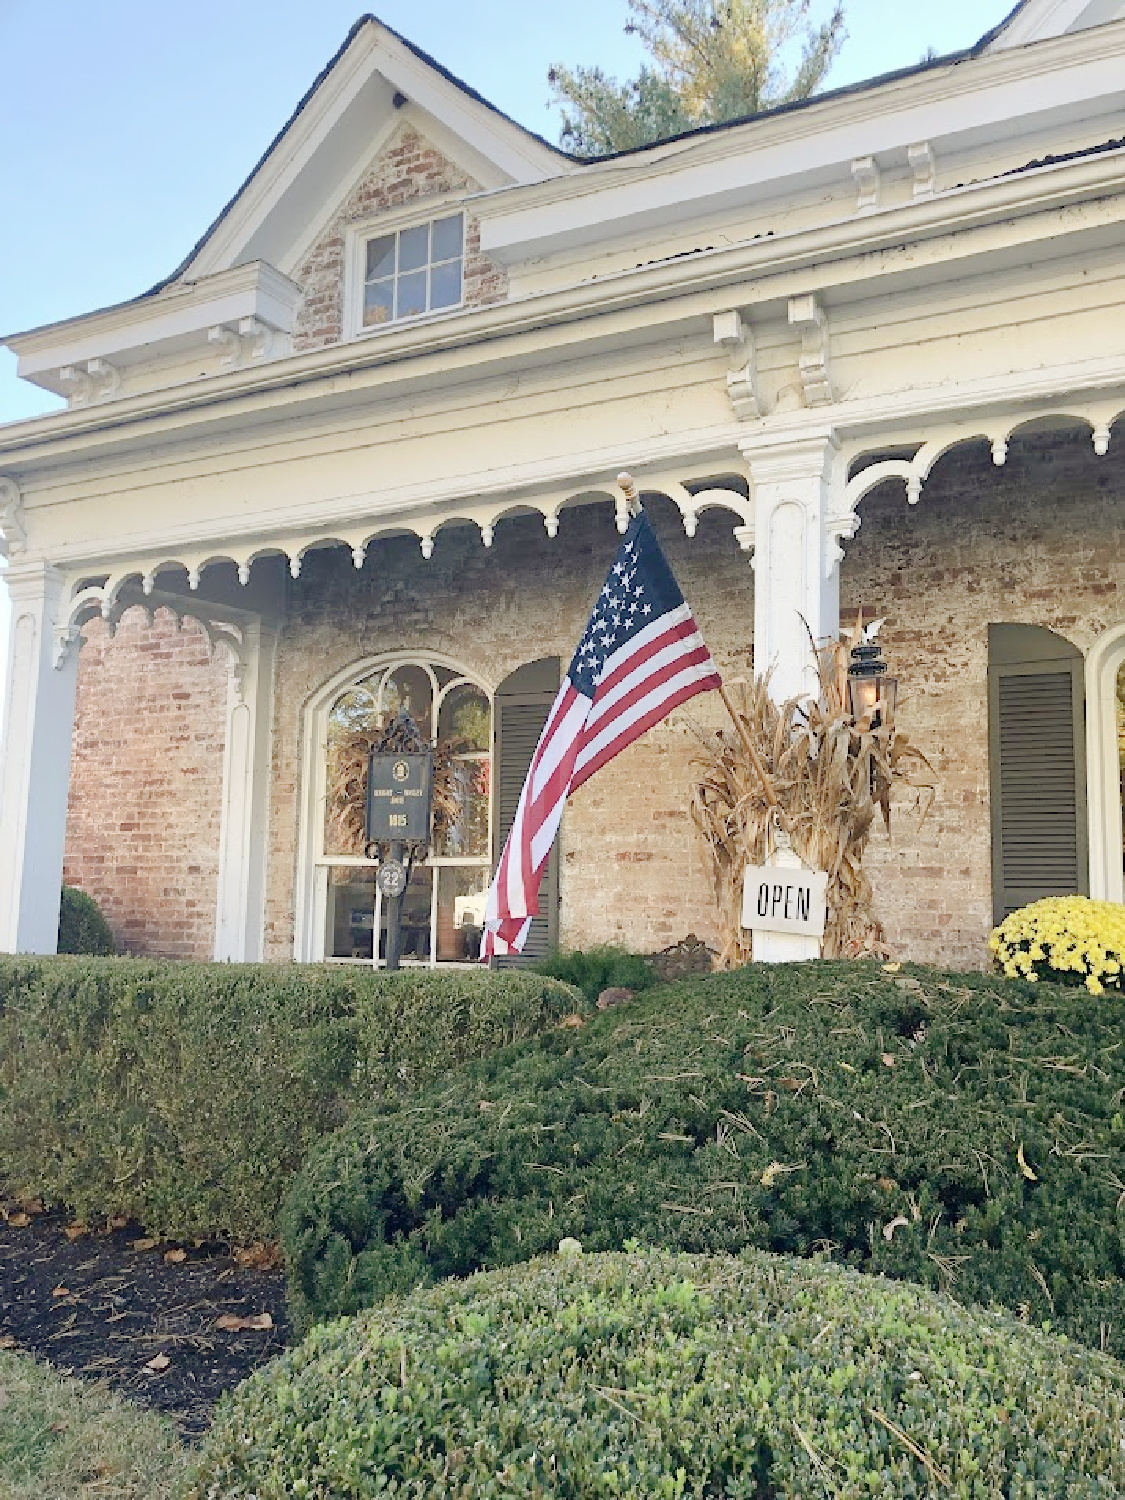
(741, 865, 828, 938)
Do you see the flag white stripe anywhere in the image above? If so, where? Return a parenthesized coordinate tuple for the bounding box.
(528, 691, 591, 794)
(574, 658, 721, 777)
(583, 626, 710, 733)
(595, 602, 693, 683)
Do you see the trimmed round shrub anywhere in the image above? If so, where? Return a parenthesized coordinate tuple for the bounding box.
(187, 1248, 1125, 1498)
(57, 885, 115, 955)
(533, 944, 655, 1003)
(0, 957, 580, 1242)
(991, 895, 1125, 994)
(281, 962, 1125, 1356)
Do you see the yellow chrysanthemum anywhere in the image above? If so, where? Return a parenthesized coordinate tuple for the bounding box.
(990, 897, 1125, 995)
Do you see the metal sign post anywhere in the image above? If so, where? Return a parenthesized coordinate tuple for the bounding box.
(366, 745, 433, 971)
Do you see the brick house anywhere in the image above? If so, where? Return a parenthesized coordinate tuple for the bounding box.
(1, 0, 1122, 967)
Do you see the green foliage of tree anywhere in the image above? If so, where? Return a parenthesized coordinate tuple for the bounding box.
(549, 0, 845, 156)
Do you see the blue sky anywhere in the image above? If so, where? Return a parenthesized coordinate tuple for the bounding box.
(0, 0, 1016, 717)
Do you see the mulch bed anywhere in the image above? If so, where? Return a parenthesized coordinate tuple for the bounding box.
(0, 1206, 291, 1440)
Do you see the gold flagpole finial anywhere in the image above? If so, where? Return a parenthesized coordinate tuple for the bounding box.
(617, 471, 642, 518)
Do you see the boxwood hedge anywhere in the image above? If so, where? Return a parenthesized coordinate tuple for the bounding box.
(0, 956, 579, 1242)
(281, 962, 1125, 1356)
(186, 1247, 1125, 1498)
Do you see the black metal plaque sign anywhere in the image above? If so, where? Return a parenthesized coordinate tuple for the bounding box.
(366, 751, 433, 843)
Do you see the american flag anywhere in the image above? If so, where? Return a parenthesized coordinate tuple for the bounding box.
(481, 508, 722, 959)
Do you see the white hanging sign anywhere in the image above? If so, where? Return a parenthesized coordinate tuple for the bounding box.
(741, 865, 829, 937)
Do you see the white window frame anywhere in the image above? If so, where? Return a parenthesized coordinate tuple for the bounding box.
(343, 197, 467, 341)
(1086, 621, 1125, 905)
(293, 652, 494, 965)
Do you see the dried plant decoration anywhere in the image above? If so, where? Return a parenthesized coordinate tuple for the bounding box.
(325, 710, 474, 866)
(691, 616, 935, 968)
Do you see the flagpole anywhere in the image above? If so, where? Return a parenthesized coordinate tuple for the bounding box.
(716, 682, 782, 814)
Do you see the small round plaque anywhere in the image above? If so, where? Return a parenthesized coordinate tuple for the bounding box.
(377, 859, 407, 898)
(392, 759, 409, 782)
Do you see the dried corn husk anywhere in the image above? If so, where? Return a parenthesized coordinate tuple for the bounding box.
(690, 618, 935, 968)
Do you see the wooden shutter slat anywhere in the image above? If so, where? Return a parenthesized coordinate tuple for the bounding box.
(988, 626, 1089, 925)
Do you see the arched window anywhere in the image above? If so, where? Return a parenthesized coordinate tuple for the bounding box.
(1086, 624, 1125, 906)
(315, 658, 492, 965)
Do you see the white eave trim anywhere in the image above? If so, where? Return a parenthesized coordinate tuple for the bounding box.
(6, 263, 303, 387)
(475, 19, 1125, 261)
(1, 141, 1122, 460)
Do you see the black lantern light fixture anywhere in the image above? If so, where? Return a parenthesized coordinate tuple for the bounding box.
(846, 627, 898, 729)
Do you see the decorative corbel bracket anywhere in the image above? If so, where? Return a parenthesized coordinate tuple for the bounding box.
(208, 324, 242, 368)
(0, 476, 26, 556)
(732, 523, 755, 570)
(787, 294, 834, 407)
(713, 309, 761, 421)
(825, 511, 861, 577)
(58, 365, 95, 407)
(238, 317, 273, 361)
(851, 156, 881, 213)
(908, 142, 936, 199)
(58, 359, 121, 407)
(52, 623, 83, 670)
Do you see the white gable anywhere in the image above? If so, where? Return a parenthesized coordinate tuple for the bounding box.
(986, 0, 1125, 49)
(179, 16, 571, 283)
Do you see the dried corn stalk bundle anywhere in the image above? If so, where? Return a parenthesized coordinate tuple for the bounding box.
(691, 621, 934, 968)
(325, 711, 467, 862)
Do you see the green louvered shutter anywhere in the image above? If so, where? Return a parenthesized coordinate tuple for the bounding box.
(492, 658, 561, 965)
(988, 624, 1089, 925)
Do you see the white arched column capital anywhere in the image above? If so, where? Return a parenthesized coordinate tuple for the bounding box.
(1086, 623, 1125, 906)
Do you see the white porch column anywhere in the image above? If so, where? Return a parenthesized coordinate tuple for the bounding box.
(213, 619, 278, 962)
(741, 427, 843, 700)
(0, 563, 80, 954)
(740, 428, 846, 961)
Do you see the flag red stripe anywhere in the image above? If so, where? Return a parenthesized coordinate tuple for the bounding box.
(592, 614, 700, 701)
(571, 669, 721, 790)
(581, 640, 714, 743)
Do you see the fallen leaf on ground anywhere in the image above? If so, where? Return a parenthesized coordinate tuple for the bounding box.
(883, 1216, 911, 1241)
(760, 1161, 806, 1188)
(63, 1223, 88, 1241)
(881, 1053, 896, 1067)
(18, 1199, 44, 1215)
(163, 1248, 187, 1264)
(144, 1353, 170, 1372)
(559, 1014, 585, 1028)
(215, 1312, 274, 1332)
(876, 1177, 898, 1192)
(5, 1213, 30, 1228)
(881, 962, 902, 972)
(0, 1336, 17, 1349)
(233, 1242, 282, 1271)
(1017, 1143, 1038, 1181)
(107, 1214, 128, 1230)
(51, 1285, 69, 1298)
(129, 1237, 158, 1252)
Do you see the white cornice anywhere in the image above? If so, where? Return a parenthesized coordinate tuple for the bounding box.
(7, 262, 303, 387)
(475, 20, 1125, 260)
(0, 143, 1122, 468)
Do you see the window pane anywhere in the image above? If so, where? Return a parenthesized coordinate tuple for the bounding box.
(431, 213, 463, 261)
(365, 234, 395, 281)
(382, 664, 432, 740)
(397, 270, 427, 318)
(326, 867, 377, 959)
(398, 223, 429, 273)
(363, 280, 394, 327)
(435, 756, 490, 858)
(436, 866, 489, 962)
(379, 864, 433, 962)
(325, 684, 381, 854)
(439, 684, 490, 751)
(430, 259, 462, 310)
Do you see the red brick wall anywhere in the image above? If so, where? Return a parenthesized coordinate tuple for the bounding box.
(843, 428, 1123, 968)
(63, 608, 229, 959)
(292, 122, 508, 353)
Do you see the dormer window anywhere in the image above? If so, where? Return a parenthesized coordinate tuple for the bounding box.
(362, 211, 464, 328)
